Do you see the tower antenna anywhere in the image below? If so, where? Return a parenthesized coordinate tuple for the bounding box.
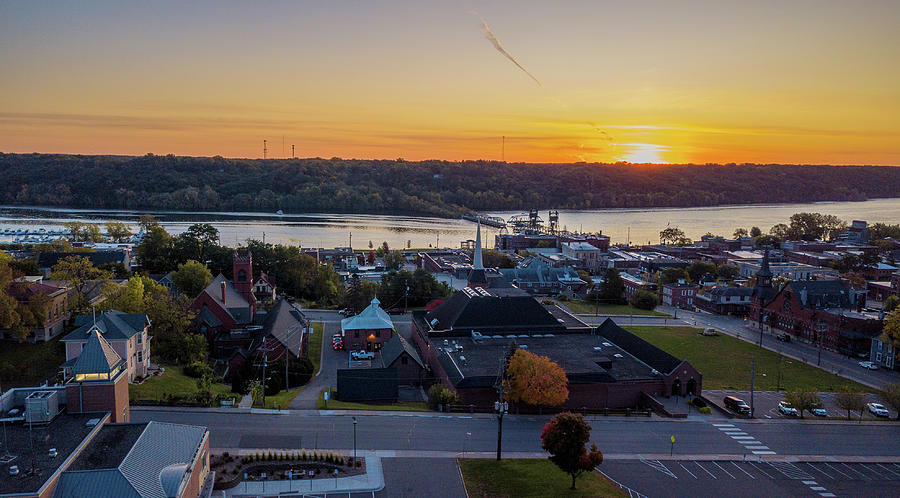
(291, 144, 295, 158)
(282, 135, 285, 158)
(263, 139, 267, 159)
(501, 136, 505, 162)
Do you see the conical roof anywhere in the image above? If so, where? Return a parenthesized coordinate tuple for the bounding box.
(73, 330, 124, 376)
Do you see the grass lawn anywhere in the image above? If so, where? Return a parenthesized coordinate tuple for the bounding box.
(316, 388, 430, 411)
(307, 322, 324, 374)
(562, 300, 668, 317)
(261, 387, 302, 409)
(0, 336, 65, 388)
(624, 326, 871, 392)
(459, 459, 625, 498)
(129, 365, 237, 404)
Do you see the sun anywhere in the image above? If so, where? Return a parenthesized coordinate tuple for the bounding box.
(617, 143, 669, 164)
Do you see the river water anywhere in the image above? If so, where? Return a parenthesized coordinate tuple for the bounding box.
(1, 198, 898, 249)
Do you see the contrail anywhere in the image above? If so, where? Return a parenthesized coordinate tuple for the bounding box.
(477, 17, 542, 87)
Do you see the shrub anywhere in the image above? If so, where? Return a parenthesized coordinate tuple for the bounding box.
(699, 406, 712, 415)
(691, 397, 707, 408)
(630, 290, 659, 310)
(183, 361, 213, 379)
(427, 384, 460, 409)
(301, 451, 307, 461)
(556, 294, 570, 302)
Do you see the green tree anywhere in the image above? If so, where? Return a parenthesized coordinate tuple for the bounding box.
(171, 260, 212, 297)
(835, 391, 867, 421)
(50, 255, 112, 312)
(658, 268, 689, 286)
(733, 228, 748, 238)
(63, 221, 102, 242)
(749, 226, 762, 237)
(383, 250, 403, 270)
(630, 290, 658, 310)
(879, 383, 900, 421)
(482, 250, 516, 269)
(881, 311, 900, 366)
(248, 380, 264, 407)
(659, 226, 686, 245)
(135, 224, 175, 274)
(783, 390, 821, 418)
(104, 222, 133, 242)
(884, 295, 900, 313)
(686, 261, 717, 283)
(174, 223, 220, 263)
(716, 264, 740, 280)
(595, 268, 624, 304)
(540, 412, 604, 490)
(830, 253, 862, 273)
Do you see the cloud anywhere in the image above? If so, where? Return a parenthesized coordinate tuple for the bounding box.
(475, 14, 542, 87)
(587, 122, 614, 142)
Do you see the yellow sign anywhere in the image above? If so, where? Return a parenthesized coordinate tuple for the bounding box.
(670, 435, 675, 443)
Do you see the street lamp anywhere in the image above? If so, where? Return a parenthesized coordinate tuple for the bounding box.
(494, 399, 508, 461)
(352, 416, 357, 461)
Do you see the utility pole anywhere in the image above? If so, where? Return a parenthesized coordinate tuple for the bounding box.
(817, 322, 825, 367)
(494, 386, 507, 461)
(749, 356, 755, 418)
(255, 346, 274, 408)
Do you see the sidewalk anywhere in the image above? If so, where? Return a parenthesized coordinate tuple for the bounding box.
(223, 453, 384, 496)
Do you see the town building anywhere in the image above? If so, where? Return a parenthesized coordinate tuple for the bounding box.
(252, 272, 277, 301)
(561, 242, 604, 270)
(870, 336, 897, 371)
(150, 271, 177, 295)
(621, 273, 656, 301)
(3, 280, 69, 342)
(335, 333, 426, 402)
(61, 310, 151, 383)
(661, 281, 699, 308)
(0, 334, 210, 498)
(340, 296, 394, 352)
(694, 286, 754, 315)
(36, 250, 131, 278)
(495, 259, 587, 295)
(191, 252, 258, 337)
(736, 260, 838, 280)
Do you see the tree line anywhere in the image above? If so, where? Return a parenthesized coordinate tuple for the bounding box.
(3, 153, 900, 217)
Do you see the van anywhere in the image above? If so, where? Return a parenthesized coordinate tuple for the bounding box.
(724, 396, 751, 415)
(776, 332, 791, 343)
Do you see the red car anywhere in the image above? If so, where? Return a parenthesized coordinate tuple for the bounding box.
(331, 334, 344, 350)
(386, 308, 405, 315)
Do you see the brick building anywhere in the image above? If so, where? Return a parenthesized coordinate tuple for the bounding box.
(3, 280, 69, 342)
(340, 296, 394, 352)
(191, 252, 258, 337)
(661, 281, 699, 308)
(62, 310, 151, 383)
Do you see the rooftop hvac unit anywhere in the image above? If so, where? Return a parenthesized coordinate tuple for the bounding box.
(25, 390, 59, 424)
(518, 345, 528, 350)
(459, 356, 467, 364)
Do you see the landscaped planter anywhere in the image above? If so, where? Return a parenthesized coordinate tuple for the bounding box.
(211, 451, 365, 490)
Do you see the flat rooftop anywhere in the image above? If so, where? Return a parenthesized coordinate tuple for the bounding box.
(436, 332, 659, 389)
(68, 423, 146, 471)
(0, 412, 102, 495)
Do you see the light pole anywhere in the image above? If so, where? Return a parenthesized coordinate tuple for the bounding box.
(494, 396, 508, 461)
(352, 416, 357, 461)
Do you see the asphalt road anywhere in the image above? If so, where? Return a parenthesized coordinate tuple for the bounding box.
(131, 409, 900, 459)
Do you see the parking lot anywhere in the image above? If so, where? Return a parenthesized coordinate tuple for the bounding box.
(601, 459, 900, 498)
(706, 390, 898, 420)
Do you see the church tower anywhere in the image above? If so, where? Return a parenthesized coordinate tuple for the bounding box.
(467, 223, 488, 288)
(233, 249, 254, 297)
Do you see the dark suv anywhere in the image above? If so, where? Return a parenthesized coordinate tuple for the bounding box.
(724, 395, 751, 415)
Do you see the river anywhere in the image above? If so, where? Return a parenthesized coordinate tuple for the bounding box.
(1, 198, 898, 249)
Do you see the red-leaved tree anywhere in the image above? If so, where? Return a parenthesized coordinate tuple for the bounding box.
(540, 412, 604, 489)
(504, 349, 569, 408)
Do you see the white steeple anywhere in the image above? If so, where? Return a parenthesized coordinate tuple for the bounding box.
(473, 222, 484, 270)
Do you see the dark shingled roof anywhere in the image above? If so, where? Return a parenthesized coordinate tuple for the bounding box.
(595, 318, 683, 375)
(380, 334, 423, 369)
(426, 290, 565, 334)
(199, 274, 253, 325)
(261, 298, 307, 356)
(785, 280, 852, 308)
(67, 310, 147, 341)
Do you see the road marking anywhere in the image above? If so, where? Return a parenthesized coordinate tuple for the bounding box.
(859, 464, 886, 479)
(712, 461, 736, 479)
(802, 480, 818, 485)
(640, 459, 677, 479)
(752, 451, 776, 455)
(748, 462, 774, 479)
(819, 493, 836, 497)
(731, 462, 755, 479)
(694, 461, 717, 479)
(596, 468, 649, 498)
(713, 423, 735, 427)
(678, 462, 697, 479)
(876, 463, 900, 478)
(744, 445, 769, 450)
(811, 486, 826, 491)
(722, 430, 746, 435)
(805, 463, 833, 479)
(841, 463, 871, 479)
(768, 462, 812, 480)
(821, 462, 852, 479)
(730, 436, 756, 440)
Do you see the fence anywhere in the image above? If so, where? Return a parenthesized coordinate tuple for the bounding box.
(445, 404, 651, 417)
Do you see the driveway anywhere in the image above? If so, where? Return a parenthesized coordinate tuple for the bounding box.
(705, 389, 898, 420)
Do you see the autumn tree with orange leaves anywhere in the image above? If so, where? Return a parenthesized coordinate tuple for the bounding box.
(541, 412, 604, 490)
(504, 349, 569, 407)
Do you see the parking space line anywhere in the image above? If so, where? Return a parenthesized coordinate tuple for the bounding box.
(811, 486, 827, 491)
(821, 463, 852, 479)
(731, 462, 754, 479)
(805, 463, 833, 479)
(695, 461, 717, 479)
(752, 451, 776, 455)
(744, 445, 768, 450)
(819, 493, 836, 497)
(748, 462, 774, 479)
(841, 463, 871, 479)
(859, 464, 887, 479)
(712, 423, 735, 427)
(712, 461, 736, 479)
(802, 480, 818, 485)
(731, 436, 756, 440)
(679, 462, 697, 479)
(876, 463, 900, 478)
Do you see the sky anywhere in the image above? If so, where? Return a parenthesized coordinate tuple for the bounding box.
(1, 0, 899, 165)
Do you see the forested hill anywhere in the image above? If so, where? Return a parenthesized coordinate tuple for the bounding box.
(3, 153, 899, 217)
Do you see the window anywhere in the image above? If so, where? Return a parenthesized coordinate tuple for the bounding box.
(137, 351, 143, 362)
(237, 269, 247, 282)
(354, 331, 360, 338)
(375, 331, 381, 338)
(137, 333, 142, 345)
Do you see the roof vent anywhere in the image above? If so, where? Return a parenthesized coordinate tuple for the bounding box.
(443, 339, 449, 346)
(602, 342, 612, 347)
(459, 356, 467, 364)
(614, 353, 624, 358)
(518, 345, 528, 350)
(49, 448, 58, 458)
(430, 318, 439, 328)
(593, 347, 603, 352)
(650, 369, 660, 376)
(85, 417, 101, 427)
(8, 466, 18, 476)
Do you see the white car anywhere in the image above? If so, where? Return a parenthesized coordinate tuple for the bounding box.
(350, 350, 375, 361)
(858, 361, 879, 370)
(778, 401, 799, 417)
(812, 407, 827, 417)
(867, 403, 890, 418)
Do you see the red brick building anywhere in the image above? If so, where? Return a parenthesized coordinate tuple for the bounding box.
(191, 251, 258, 337)
(341, 296, 394, 352)
(3, 280, 69, 342)
(661, 281, 699, 308)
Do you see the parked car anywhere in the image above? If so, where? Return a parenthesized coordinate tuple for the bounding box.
(776, 332, 791, 342)
(338, 308, 356, 317)
(332, 335, 344, 350)
(723, 396, 750, 415)
(867, 403, 890, 417)
(778, 401, 798, 417)
(858, 361, 879, 370)
(700, 328, 718, 336)
(386, 308, 405, 315)
(812, 407, 827, 417)
(350, 350, 375, 361)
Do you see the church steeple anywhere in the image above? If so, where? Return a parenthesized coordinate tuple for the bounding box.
(467, 222, 488, 288)
(756, 248, 773, 288)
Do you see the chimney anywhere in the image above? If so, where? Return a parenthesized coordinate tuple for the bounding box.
(221, 281, 227, 305)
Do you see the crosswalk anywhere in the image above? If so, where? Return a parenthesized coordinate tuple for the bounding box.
(712, 423, 775, 455)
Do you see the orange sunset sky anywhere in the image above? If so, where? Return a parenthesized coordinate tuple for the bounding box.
(1, 1, 899, 165)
